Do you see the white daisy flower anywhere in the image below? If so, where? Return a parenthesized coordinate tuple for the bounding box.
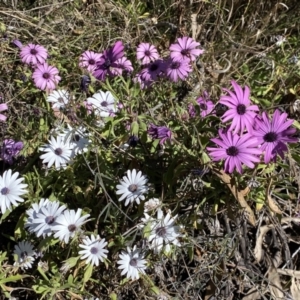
(78, 234, 108, 266)
(52, 209, 90, 244)
(25, 198, 50, 233)
(147, 209, 181, 253)
(32, 201, 67, 237)
(46, 89, 70, 110)
(39, 136, 72, 170)
(86, 90, 117, 117)
(116, 169, 148, 206)
(14, 241, 36, 270)
(272, 35, 286, 47)
(144, 198, 160, 212)
(59, 124, 91, 156)
(0, 169, 28, 214)
(117, 245, 147, 280)
(293, 99, 300, 113)
(137, 212, 154, 230)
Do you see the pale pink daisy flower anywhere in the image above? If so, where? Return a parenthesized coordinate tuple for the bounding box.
(20, 43, 48, 65)
(165, 57, 192, 82)
(79, 50, 102, 72)
(0, 103, 8, 122)
(110, 57, 134, 76)
(32, 63, 61, 91)
(169, 37, 204, 62)
(136, 43, 159, 65)
(189, 91, 215, 118)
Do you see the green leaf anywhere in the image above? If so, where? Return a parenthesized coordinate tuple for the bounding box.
(32, 282, 49, 294)
(0, 209, 12, 223)
(0, 23, 6, 32)
(83, 264, 93, 283)
(0, 274, 30, 284)
(109, 292, 118, 300)
(0, 252, 7, 264)
(14, 213, 26, 239)
(63, 256, 80, 269)
(151, 286, 160, 295)
(293, 120, 300, 130)
(67, 274, 74, 285)
(150, 139, 160, 153)
(201, 152, 211, 164)
(131, 121, 139, 136)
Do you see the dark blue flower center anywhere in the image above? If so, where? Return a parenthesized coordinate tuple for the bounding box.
(156, 226, 166, 237)
(128, 184, 137, 192)
(149, 63, 159, 72)
(21, 251, 28, 259)
(104, 58, 111, 69)
(171, 61, 180, 69)
(264, 132, 277, 142)
(54, 148, 63, 155)
(226, 146, 239, 156)
(129, 258, 138, 267)
(43, 73, 50, 79)
(68, 224, 76, 232)
(200, 103, 207, 110)
(236, 104, 246, 115)
(181, 49, 189, 56)
(144, 50, 151, 56)
(45, 216, 55, 224)
(1, 187, 9, 195)
(30, 49, 37, 55)
(90, 247, 98, 255)
(88, 59, 96, 65)
(73, 134, 80, 142)
(5, 148, 12, 155)
(101, 101, 108, 107)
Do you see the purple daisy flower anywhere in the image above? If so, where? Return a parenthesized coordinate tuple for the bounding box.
(148, 124, 172, 145)
(165, 57, 192, 82)
(169, 37, 204, 62)
(93, 41, 124, 81)
(32, 63, 61, 91)
(111, 57, 134, 76)
(196, 92, 215, 117)
(20, 43, 48, 65)
(1, 139, 24, 164)
(189, 92, 214, 118)
(0, 103, 8, 122)
(219, 80, 259, 134)
(140, 59, 166, 82)
(207, 129, 262, 174)
(251, 109, 297, 164)
(134, 73, 152, 89)
(136, 43, 159, 65)
(79, 50, 102, 72)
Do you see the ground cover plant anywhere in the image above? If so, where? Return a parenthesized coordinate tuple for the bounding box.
(0, 0, 300, 299)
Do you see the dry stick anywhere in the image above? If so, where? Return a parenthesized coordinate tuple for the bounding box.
(212, 168, 256, 226)
(0, 10, 53, 35)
